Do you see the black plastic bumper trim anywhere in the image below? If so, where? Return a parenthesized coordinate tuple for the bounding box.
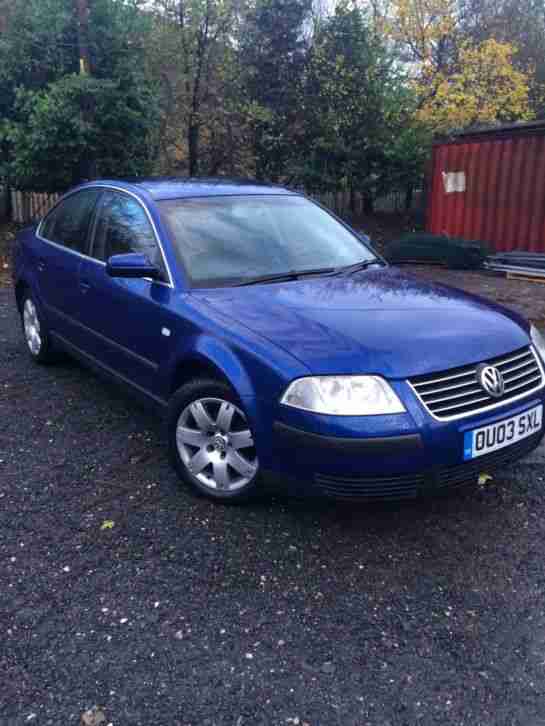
(273, 421, 423, 454)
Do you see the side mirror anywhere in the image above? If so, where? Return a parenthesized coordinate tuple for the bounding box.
(106, 253, 160, 279)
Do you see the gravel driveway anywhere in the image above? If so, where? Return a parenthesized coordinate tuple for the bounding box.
(2, 284, 545, 726)
(405, 265, 545, 330)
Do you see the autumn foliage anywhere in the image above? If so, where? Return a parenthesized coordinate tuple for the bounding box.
(386, 0, 536, 134)
(416, 39, 534, 132)
(0, 0, 543, 197)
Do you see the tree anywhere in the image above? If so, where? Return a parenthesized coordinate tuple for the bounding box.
(0, 0, 77, 120)
(457, 0, 545, 115)
(5, 75, 158, 191)
(148, 0, 238, 176)
(385, 0, 458, 71)
(416, 39, 534, 133)
(384, 0, 536, 135)
(296, 2, 425, 211)
(0, 0, 159, 189)
(238, 0, 312, 180)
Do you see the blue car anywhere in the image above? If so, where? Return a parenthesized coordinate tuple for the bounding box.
(13, 178, 545, 502)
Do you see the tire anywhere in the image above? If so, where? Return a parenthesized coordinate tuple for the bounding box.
(168, 378, 261, 502)
(20, 290, 59, 364)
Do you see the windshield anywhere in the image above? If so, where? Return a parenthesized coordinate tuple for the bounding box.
(158, 195, 377, 287)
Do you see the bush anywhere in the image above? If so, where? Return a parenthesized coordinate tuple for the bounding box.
(3, 74, 159, 191)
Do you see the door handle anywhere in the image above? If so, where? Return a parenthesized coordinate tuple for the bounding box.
(36, 258, 46, 273)
(80, 279, 91, 293)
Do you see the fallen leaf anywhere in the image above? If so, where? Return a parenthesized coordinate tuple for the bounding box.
(478, 473, 493, 486)
(81, 707, 106, 726)
(100, 520, 115, 530)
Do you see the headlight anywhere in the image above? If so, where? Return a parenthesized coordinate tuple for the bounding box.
(531, 325, 545, 363)
(280, 376, 406, 416)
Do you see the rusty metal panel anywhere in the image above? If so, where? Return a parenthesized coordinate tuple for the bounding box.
(427, 128, 545, 253)
(495, 140, 512, 252)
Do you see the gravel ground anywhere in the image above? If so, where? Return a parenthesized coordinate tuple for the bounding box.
(405, 266, 545, 330)
(2, 282, 545, 726)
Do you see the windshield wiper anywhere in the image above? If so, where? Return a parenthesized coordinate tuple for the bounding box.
(237, 267, 337, 286)
(336, 259, 383, 275)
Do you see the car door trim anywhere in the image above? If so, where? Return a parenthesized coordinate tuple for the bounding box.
(37, 184, 175, 288)
(50, 331, 167, 409)
(44, 301, 160, 372)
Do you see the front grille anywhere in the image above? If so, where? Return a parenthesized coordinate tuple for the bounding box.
(315, 431, 542, 501)
(315, 471, 424, 501)
(409, 346, 544, 420)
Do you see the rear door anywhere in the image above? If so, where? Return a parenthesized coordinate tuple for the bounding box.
(36, 188, 101, 342)
(78, 189, 176, 396)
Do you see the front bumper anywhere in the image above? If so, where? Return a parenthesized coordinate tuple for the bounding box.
(259, 391, 545, 501)
(272, 426, 542, 500)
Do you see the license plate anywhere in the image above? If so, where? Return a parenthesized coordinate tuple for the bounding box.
(463, 405, 543, 460)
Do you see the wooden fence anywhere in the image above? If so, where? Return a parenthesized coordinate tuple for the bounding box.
(5, 186, 421, 225)
(311, 189, 422, 216)
(10, 189, 61, 225)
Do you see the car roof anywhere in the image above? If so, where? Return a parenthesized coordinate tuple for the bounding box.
(86, 177, 297, 201)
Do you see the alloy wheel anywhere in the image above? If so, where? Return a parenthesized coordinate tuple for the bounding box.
(176, 397, 258, 492)
(23, 299, 42, 356)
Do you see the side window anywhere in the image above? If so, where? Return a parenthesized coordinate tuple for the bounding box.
(41, 190, 101, 254)
(93, 191, 165, 278)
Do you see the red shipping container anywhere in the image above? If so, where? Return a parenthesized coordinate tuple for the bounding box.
(426, 121, 545, 253)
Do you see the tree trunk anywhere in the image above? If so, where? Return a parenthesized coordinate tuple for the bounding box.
(405, 184, 414, 212)
(350, 187, 357, 215)
(228, 122, 234, 176)
(254, 126, 264, 181)
(75, 0, 91, 75)
(75, 0, 95, 183)
(1, 183, 12, 222)
(363, 192, 374, 215)
(188, 122, 200, 177)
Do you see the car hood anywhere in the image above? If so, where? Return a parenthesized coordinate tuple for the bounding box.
(193, 267, 530, 378)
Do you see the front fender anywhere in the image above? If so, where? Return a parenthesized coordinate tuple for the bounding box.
(183, 335, 256, 396)
(164, 329, 308, 401)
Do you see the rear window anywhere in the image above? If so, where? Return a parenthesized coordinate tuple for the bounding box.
(40, 189, 101, 254)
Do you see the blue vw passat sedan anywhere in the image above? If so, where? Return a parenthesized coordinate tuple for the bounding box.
(13, 178, 545, 502)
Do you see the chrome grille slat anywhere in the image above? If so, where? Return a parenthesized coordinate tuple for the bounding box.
(503, 366, 540, 385)
(416, 377, 482, 396)
(413, 368, 477, 387)
(408, 346, 544, 421)
(426, 386, 484, 405)
(504, 373, 542, 393)
(497, 356, 534, 375)
(433, 395, 491, 414)
(493, 349, 535, 367)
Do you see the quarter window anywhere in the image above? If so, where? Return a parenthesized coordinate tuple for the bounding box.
(40, 189, 101, 254)
(92, 191, 165, 277)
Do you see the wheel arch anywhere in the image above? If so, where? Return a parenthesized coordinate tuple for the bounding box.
(15, 279, 30, 313)
(168, 336, 256, 401)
